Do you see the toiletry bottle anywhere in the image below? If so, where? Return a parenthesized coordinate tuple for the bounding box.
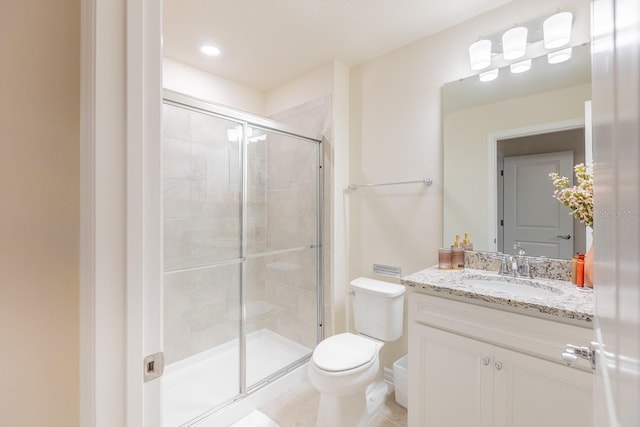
(462, 232, 473, 250)
(576, 254, 585, 287)
(571, 254, 579, 284)
(438, 248, 452, 270)
(451, 235, 465, 270)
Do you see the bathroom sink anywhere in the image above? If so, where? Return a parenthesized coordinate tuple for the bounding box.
(464, 279, 558, 298)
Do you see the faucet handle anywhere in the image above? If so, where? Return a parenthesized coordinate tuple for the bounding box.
(489, 252, 512, 275)
(521, 256, 547, 278)
(517, 257, 531, 278)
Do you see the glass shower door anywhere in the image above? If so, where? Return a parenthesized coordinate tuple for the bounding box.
(161, 93, 323, 426)
(244, 126, 320, 390)
(162, 103, 244, 426)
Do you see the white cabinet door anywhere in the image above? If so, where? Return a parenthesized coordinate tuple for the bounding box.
(409, 324, 494, 427)
(409, 322, 593, 427)
(493, 347, 592, 427)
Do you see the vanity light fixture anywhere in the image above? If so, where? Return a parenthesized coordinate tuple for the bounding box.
(543, 12, 573, 49)
(510, 58, 531, 74)
(548, 47, 573, 64)
(502, 26, 528, 60)
(479, 68, 499, 82)
(471, 12, 574, 81)
(200, 44, 221, 57)
(469, 39, 492, 70)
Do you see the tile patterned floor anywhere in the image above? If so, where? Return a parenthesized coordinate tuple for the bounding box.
(256, 380, 408, 427)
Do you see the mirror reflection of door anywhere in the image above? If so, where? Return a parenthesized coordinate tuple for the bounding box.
(497, 128, 586, 258)
(502, 152, 573, 258)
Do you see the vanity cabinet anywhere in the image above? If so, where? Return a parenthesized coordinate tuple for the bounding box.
(408, 291, 593, 427)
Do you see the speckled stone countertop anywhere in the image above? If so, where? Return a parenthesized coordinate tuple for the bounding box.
(402, 266, 594, 325)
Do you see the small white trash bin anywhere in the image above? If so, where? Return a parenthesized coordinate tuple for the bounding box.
(393, 354, 408, 408)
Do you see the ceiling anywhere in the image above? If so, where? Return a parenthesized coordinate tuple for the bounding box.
(163, 0, 513, 91)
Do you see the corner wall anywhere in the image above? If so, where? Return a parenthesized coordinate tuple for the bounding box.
(0, 1, 80, 426)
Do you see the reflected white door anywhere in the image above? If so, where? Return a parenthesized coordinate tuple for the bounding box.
(503, 151, 573, 258)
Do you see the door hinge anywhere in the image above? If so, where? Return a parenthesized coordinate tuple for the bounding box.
(500, 169, 504, 176)
(144, 351, 165, 382)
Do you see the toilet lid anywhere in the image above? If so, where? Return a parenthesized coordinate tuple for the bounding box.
(312, 333, 377, 372)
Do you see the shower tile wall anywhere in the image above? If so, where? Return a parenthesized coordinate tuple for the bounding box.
(163, 104, 267, 364)
(266, 96, 333, 349)
(162, 97, 331, 365)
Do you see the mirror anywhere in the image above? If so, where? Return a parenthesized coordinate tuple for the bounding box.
(443, 43, 592, 259)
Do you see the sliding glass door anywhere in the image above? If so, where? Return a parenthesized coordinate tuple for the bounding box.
(161, 93, 322, 426)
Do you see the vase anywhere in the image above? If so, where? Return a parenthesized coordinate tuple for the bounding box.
(585, 243, 594, 288)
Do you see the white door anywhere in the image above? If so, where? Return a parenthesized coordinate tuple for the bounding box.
(503, 152, 574, 258)
(591, 0, 640, 425)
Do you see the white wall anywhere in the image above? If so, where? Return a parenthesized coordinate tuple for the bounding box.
(265, 63, 336, 116)
(349, 0, 591, 368)
(163, 58, 265, 115)
(0, 1, 80, 426)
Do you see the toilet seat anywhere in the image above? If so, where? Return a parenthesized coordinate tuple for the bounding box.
(312, 333, 378, 372)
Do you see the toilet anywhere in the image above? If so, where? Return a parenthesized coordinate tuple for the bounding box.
(308, 277, 406, 427)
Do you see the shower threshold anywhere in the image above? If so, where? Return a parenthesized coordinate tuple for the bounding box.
(162, 329, 311, 427)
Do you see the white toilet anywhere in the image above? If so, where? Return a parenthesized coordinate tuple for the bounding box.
(308, 277, 406, 427)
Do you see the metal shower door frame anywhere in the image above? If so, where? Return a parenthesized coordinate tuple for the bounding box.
(162, 90, 323, 423)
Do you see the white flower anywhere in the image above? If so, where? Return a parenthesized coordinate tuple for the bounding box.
(549, 163, 593, 228)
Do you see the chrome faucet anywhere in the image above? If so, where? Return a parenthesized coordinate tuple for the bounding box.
(496, 254, 512, 276)
(513, 244, 531, 278)
(495, 244, 532, 278)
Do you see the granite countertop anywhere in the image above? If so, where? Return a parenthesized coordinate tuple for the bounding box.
(402, 266, 594, 325)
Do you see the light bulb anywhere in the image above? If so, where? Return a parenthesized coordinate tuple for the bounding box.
(543, 12, 573, 49)
(479, 69, 499, 82)
(502, 26, 528, 60)
(548, 47, 573, 64)
(510, 59, 531, 74)
(469, 39, 492, 71)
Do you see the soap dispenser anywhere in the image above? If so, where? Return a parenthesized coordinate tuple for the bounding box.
(462, 232, 473, 251)
(451, 235, 465, 270)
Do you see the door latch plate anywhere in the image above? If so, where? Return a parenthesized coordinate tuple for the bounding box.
(144, 352, 165, 382)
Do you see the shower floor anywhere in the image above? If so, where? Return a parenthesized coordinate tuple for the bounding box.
(162, 329, 311, 427)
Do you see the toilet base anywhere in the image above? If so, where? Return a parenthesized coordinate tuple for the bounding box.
(316, 389, 369, 427)
(315, 379, 389, 427)
(365, 378, 388, 414)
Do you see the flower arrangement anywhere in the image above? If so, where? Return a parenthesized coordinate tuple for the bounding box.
(549, 163, 593, 228)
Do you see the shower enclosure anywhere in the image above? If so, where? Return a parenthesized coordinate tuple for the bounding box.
(161, 91, 323, 426)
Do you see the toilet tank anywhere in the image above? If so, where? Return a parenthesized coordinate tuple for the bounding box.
(350, 277, 406, 341)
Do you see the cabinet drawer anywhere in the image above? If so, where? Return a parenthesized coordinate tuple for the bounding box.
(410, 291, 593, 370)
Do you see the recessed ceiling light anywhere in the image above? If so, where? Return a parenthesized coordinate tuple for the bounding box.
(200, 44, 221, 57)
